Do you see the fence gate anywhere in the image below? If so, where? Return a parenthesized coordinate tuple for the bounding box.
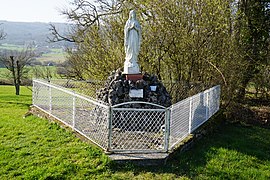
(108, 102, 169, 153)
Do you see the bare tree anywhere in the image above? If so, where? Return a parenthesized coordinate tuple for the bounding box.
(0, 47, 36, 95)
(0, 24, 6, 40)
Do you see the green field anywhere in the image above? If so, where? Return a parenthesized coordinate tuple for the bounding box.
(36, 52, 67, 64)
(0, 44, 25, 51)
(0, 43, 66, 83)
(0, 43, 67, 64)
(0, 85, 270, 179)
(0, 66, 59, 84)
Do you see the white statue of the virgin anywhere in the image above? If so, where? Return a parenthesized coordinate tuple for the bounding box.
(123, 10, 142, 74)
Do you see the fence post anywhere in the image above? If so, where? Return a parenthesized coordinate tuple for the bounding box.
(72, 91, 76, 129)
(206, 90, 209, 121)
(188, 96, 193, 134)
(217, 85, 221, 111)
(164, 108, 171, 152)
(107, 106, 112, 152)
(49, 82, 52, 113)
(32, 80, 35, 105)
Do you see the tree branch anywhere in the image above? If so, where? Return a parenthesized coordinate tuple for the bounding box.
(206, 59, 227, 86)
(48, 24, 78, 42)
(48, 0, 122, 43)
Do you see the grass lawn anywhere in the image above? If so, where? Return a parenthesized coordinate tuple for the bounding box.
(0, 85, 270, 179)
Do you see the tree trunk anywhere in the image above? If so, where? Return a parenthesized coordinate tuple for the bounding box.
(237, 82, 247, 101)
(15, 83, 20, 95)
(237, 63, 257, 101)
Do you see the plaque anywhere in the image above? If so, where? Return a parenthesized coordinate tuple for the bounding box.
(129, 89, 144, 98)
(150, 86, 157, 92)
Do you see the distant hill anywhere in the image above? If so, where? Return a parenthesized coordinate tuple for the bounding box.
(0, 20, 72, 48)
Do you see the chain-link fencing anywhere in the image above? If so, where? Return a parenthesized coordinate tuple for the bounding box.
(32, 79, 220, 153)
(33, 79, 109, 150)
(109, 102, 169, 152)
(43, 79, 210, 105)
(169, 85, 220, 149)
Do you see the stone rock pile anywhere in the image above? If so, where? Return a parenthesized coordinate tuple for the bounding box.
(96, 69, 172, 108)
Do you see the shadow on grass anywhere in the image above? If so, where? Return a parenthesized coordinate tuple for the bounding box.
(109, 122, 270, 178)
(0, 95, 32, 108)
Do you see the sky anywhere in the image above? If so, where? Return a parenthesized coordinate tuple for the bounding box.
(0, 0, 71, 23)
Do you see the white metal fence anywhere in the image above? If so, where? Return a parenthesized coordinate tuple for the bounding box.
(32, 79, 220, 153)
(169, 86, 220, 149)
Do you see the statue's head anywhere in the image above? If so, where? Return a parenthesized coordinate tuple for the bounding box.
(129, 10, 136, 20)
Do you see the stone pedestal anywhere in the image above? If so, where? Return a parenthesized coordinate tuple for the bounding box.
(123, 61, 140, 74)
(96, 70, 172, 107)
